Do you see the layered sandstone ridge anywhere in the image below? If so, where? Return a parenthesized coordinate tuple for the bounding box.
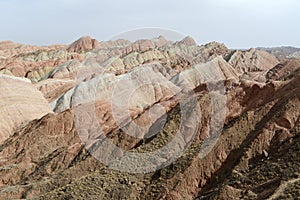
(67, 36, 100, 53)
(0, 74, 52, 143)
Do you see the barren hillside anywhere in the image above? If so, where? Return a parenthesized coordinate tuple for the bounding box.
(0, 36, 299, 200)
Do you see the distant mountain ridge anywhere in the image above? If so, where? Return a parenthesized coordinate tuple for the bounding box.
(257, 46, 300, 59)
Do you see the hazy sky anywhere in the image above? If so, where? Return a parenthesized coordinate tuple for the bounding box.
(0, 0, 299, 48)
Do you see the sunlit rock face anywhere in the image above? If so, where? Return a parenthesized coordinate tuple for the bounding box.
(0, 74, 52, 143)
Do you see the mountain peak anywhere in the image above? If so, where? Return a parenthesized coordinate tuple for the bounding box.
(179, 36, 196, 46)
(67, 36, 100, 53)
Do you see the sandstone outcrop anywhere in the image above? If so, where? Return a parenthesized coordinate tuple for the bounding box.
(67, 36, 100, 53)
(266, 59, 300, 81)
(228, 48, 280, 80)
(0, 74, 52, 143)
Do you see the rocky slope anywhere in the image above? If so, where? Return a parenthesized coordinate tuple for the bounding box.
(0, 74, 52, 144)
(0, 36, 299, 200)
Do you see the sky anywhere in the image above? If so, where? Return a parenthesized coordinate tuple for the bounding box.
(0, 0, 299, 48)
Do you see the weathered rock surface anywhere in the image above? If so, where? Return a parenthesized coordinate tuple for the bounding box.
(35, 78, 75, 102)
(0, 36, 299, 200)
(266, 59, 300, 81)
(0, 49, 84, 81)
(0, 40, 21, 51)
(228, 48, 280, 81)
(0, 74, 52, 143)
(67, 36, 100, 53)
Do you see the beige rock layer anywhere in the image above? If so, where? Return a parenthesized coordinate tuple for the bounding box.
(0, 74, 52, 143)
